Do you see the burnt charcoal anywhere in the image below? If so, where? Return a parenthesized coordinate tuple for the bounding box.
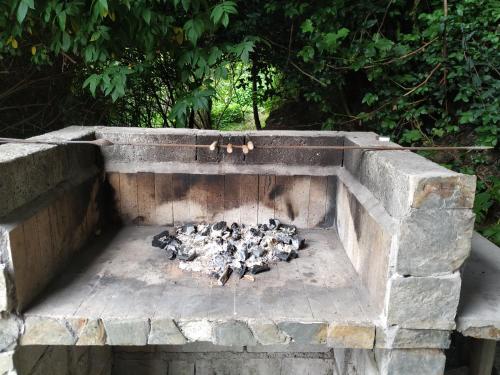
(250, 264, 270, 274)
(224, 243, 237, 255)
(291, 236, 305, 250)
(231, 231, 241, 241)
(275, 232, 292, 245)
(181, 224, 197, 235)
(218, 267, 232, 286)
(258, 224, 269, 232)
(165, 248, 176, 260)
(230, 222, 239, 231)
(152, 230, 170, 248)
(289, 250, 299, 259)
(215, 237, 224, 246)
(232, 264, 247, 278)
(210, 271, 220, 279)
(177, 247, 197, 261)
(235, 248, 249, 262)
(199, 225, 211, 236)
(212, 221, 227, 231)
(268, 218, 281, 230)
(169, 237, 182, 248)
(276, 251, 290, 261)
(251, 246, 265, 257)
(250, 228, 264, 238)
(280, 224, 297, 234)
(214, 254, 228, 270)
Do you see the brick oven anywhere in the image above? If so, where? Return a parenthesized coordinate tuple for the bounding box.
(0, 127, 476, 375)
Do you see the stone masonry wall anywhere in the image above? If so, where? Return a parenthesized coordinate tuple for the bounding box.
(342, 132, 476, 332)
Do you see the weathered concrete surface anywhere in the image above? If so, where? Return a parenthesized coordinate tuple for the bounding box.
(0, 315, 21, 352)
(0, 265, 8, 312)
(96, 127, 343, 167)
(334, 348, 379, 375)
(14, 346, 112, 375)
(0, 172, 101, 311)
(0, 351, 15, 375)
(20, 226, 376, 348)
(457, 233, 500, 340)
(395, 208, 475, 276)
(112, 347, 338, 375)
(0, 126, 98, 218)
(375, 326, 450, 349)
(375, 348, 446, 375)
(335, 170, 396, 312)
(385, 272, 462, 330)
(343, 133, 476, 217)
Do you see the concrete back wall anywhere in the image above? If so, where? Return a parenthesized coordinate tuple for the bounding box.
(106, 172, 336, 228)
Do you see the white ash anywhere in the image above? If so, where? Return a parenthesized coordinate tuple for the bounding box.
(151, 219, 305, 284)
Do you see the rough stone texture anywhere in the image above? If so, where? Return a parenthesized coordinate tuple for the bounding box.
(335, 171, 395, 312)
(74, 319, 107, 345)
(0, 265, 7, 312)
(343, 133, 476, 217)
(103, 318, 150, 345)
(0, 126, 97, 218)
(149, 318, 187, 345)
(277, 322, 328, 345)
(334, 348, 379, 375)
(111, 347, 338, 375)
(395, 209, 475, 276)
(375, 348, 446, 375)
(0, 351, 15, 375)
(14, 346, 112, 375)
(21, 316, 76, 345)
(385, 273, 461, 329)
(95, 127, 197, 164)
(178, 320, 213, 343)
(375, 326, 450, 349)
(0, 315, 21, 351)
(328, 324, 375, 349)
(214, 321, 257, 346)
(457, 233, 500, 340)
(248, 320, 291, 345)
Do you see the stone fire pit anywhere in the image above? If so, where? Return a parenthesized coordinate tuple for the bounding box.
(0, 127, 476, 375)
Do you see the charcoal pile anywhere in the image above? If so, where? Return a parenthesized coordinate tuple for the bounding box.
(151, 219, 305, 286)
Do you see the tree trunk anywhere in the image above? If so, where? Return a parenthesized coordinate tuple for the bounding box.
(251, 60, 262, 130)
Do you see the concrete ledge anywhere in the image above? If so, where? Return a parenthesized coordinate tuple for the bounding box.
(19, 316, 376, 349)
(343, 133, 476, 217)
(457, 233, 500, 340)
(375, 326, 450, 349)
(385, 272, 461, 330)
(0, 126, 98, 218)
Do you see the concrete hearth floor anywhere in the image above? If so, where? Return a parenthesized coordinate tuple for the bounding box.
(20, 226, 378, 348)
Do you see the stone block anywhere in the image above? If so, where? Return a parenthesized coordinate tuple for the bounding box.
(0, 264, 8, 312)
(246, 344, 331, 353)
(375, 348, 446, 375)
(159, 342, 244, 352)
(214, 320, 257, 346)
(0, 315, 21, 351)
(386, 273, 461, 330)
(240, 358, 282, 375)
(276, 322, 328, 345)
(334, 348, 379, 375)
(280, 358, 336, 375)
(244, 131, 343, 166)
(327, 324, 375, 349)
(177, 320, 213, 342)
(195, 130, 222, 163)
(168, 360, 195, 375)
(96, 127, 197, 164)
(75, 319, 107, 345)
(375, 326, 450, 349)
(344, 134, 476, 215)
(248, 320, 290, 345)
(0, 352, 14, 375)
(113, 358, 166, 375)
(148, 318, 187, 345)
(103, 318, 149, 345)
(396, 209, 475, 276)
(21, 316, 76, 345)
(335, 176, 394, 311)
